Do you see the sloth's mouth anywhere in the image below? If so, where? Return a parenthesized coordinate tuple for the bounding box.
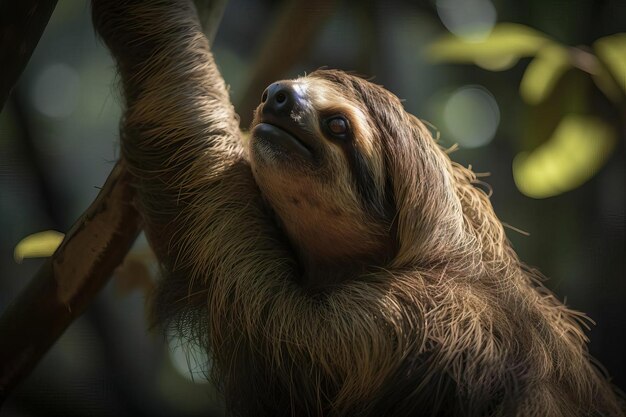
(254, 123, 312, 158)
(252, 114, 316, 160)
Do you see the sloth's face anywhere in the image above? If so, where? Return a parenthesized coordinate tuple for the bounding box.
(248, 72, 394, 271)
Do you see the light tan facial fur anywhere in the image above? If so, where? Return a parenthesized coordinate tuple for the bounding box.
(248, 77, 391, 281)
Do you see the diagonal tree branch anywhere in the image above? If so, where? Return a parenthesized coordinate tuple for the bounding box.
(0, 0, 231, 407)
(0, 161, 141, 405)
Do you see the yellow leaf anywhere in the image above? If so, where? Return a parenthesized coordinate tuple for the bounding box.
(519, 44, 571, 105)
(14, 230, 65, 263)
(513, 115, 616, 199)
(594, 33, 626, 94)
(592, 66, 623, 103)
(427, 23, 551, 71)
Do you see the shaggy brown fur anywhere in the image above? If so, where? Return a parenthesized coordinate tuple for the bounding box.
(92, 1, 624, 416)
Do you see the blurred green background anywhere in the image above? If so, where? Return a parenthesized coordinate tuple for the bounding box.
(0, 0, 624, 415)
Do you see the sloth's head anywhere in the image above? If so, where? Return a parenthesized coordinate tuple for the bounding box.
(249, 69, 463, 280)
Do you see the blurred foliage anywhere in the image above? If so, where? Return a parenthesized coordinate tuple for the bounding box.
(594, 33, 626, 95)
(13, 230, 64, 263)
(519, 43, 570, 105)
(427, 23, 550, 71)
(428, 23, 625, 199)
(513, 114, 616, 198)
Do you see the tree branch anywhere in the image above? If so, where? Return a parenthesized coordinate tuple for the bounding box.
(0, 0, 231, 406)
(0, 161, 141, 405)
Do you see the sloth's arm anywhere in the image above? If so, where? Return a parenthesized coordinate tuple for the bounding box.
(92, 0, 296, 300)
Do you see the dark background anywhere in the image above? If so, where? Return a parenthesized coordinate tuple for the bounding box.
(0, 0, 624, 415)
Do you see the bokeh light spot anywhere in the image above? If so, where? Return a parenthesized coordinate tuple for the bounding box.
(443, 85, 500, 148)
(167, 337, 210, 384)
(30, 62, 81, 119)
(436, 0, 497, 42)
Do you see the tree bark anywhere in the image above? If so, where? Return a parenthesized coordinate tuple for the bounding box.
(0, 161, 141, 405)
(0, 0, 230, 407)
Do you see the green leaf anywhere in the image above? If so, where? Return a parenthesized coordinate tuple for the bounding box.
(427, 23, 551, 71)
(513, 114, 616, 199)
(594, 33, 626, 94)
(519, 44, 571, 105)
(14, 230, 65, 263)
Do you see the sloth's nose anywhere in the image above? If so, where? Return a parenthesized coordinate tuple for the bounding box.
(260, 82, 298, 116)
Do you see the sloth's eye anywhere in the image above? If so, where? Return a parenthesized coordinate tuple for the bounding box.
(326, 116, 349, 137)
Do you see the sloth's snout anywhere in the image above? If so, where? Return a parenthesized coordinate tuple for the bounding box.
(260, 82, 302, 117)
(254, 80, 316, 160)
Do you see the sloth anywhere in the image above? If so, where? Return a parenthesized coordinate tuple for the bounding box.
(92, 0, 624, 416)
